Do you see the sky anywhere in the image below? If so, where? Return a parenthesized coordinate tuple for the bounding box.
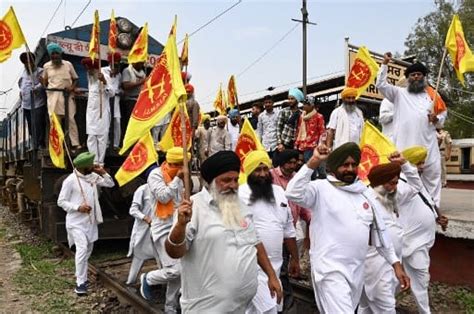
(0, 0, 440, 116)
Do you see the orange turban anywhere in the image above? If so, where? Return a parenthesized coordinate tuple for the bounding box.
(341, 87, 357, 99)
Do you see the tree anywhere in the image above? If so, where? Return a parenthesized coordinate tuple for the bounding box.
(404, 0, 474, 138)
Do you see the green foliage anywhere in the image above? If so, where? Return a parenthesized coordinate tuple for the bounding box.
(455, 288, 474, 314)
(404, 0, 474, 138)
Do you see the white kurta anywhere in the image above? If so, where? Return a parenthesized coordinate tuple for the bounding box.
(327, 104, 364, 149)
(359, 163, 422, 314)
(379, 98, 395, 141)
(285, 166, 398, 313)
(127, 184, 155, 259)
(239, 184, 296, 313)
(102, 66, 122, 118)
(86, 73, 113, 136)
(227, 119, 240, 150)
(57, 171, 115, 247)
(376, 64, 447, 207)
(179, 187, 259, 313)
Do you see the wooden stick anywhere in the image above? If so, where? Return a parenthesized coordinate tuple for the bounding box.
(431, 47, 448, 114)
(179, 101, 191, 201)
(63, 137, 92, 223)
(98, 46, 103, 119)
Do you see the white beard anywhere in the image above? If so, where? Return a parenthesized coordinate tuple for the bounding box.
(373, 185, 399, 216)
(209, 181, 243, 230)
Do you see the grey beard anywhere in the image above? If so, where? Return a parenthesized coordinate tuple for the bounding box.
(407, 78, 427, 94)
(373, 186, 399, 217)
(344, 103, 356, 112)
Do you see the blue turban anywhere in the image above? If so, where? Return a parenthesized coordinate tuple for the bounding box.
(228, 108, 239, 118)
(47, 43, 63, 55)
(288, 88, 304, 102)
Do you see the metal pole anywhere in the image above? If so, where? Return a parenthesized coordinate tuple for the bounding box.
(302, 0, 308, 97)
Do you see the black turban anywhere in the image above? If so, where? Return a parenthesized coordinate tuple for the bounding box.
(368, 163, 401, 187)
(327, 142, 361, 173)
(200, 151, 241, 184)
(19, 52, 35, 64)
(404, 62, 428, 78)
(277, 149, 299, 167)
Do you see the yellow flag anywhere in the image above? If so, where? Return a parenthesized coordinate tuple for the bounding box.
(180, 33, 189, 66)
(128, 23, 148, 64)
(48, 113, 66, 169)
(108, 9, 117, 53)
(89, 10, 100, 62)
(445, 14, 474, 86)
(235, 118, 265, 184)
(158, 102, 192, 152)
(358, 121, 396, 183)
(227, 75, 238, 109)
(116, 132, 157, 186)
(0, 7, 26, 63)
(346, 46, 380, 99)
(213, 84, 226, 115)
(120, 17, 186, 154)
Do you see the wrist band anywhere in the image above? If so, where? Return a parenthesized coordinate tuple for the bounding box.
(167, 234, 186, 247)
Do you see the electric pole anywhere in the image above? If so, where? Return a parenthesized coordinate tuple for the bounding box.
(292, 0, 316, 97)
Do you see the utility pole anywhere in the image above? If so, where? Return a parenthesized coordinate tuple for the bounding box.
(292, 0, 316, 97)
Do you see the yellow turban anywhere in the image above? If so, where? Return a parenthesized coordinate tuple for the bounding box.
(166, 147, 191, 164)
(201, 114, 211, 123)
(242, 150, 272, 182)
(402, 146, 428, 165)
(341, 87, 357, 99)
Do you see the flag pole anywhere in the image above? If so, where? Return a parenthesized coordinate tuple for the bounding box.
(431, 47, 448, 114)
(24, 43, 39, 152)
(63, 133, 92, 223)
(179, 100, 191, 201)
(98, 43, 103, 119)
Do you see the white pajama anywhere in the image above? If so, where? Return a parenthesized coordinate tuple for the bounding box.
(113, 117, 121, 148)
(87, 134, 108, 166)
(68, 228, 94, 286)
(404, 249, 431, 314)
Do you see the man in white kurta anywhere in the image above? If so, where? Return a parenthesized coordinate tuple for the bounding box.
(359, 157, 422, 314)
(57, 152, 115, 295)
(228, 109, 241, 150)
(400, 146, 448, 314)
(82, 58, 113, 166)
(140, 147, 187, 313)
(326, 87, 364, 150)
(376, 54, 447, 207)
(379, 98, 395, 141)
(238, 151, 299, 314)
(126, 177, 159, 285)
(164, 151, 282, 313)
(102, 52, 122, 150)
(285, 143, 410, 313)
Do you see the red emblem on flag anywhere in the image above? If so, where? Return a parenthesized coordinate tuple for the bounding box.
(235, 134, 257, 171)
(132, 53, 172, 121)
(358, 144, 380, 182)
(49, 125, 62, 155)
(171, 111, 192, 147)
(0, 21, 13, 50)
(454, 32, 466, 70)
(122, 142, 148, 172)
(347, 58, 371, 88)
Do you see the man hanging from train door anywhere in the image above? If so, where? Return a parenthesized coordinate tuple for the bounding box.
(81, 57, 113, 166)
(57, 152, 115, 296)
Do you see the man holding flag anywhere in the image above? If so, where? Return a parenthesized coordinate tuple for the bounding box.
(376, 53, 447, 207)
(140, 147, 189, 312)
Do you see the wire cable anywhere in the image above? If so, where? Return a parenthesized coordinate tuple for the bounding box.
(40, 0, 64, 37)
(70, 0, 92, 27)
(178, 0, 242, 44)
(236, 24, 298, 78)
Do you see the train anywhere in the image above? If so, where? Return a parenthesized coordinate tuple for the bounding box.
(0, 17, 165, 242)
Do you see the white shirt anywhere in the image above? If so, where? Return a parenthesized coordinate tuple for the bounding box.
(285, 165, 398, 308)
(379, 98, 395, 141)
(376, 64, 447, 169)
(178, 187, 259, 313)
(147, 167, 183, 241)
(239, 184, 296, 312)
(227, 119, 240, 150)
(257, 110, 279, 151)
(86, 71, 114, 135)
(128, 184, 155, 259)
(102, 66, 122, 118)
(57, 172, 114, 247)
(327, 104, 364, 148)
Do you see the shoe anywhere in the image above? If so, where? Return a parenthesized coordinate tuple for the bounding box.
(140, 273, 153, 301)
(74, 283, 87, 296)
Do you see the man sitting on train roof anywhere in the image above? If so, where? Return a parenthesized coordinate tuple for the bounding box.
(43, 43, 81, 151)
(57, 152, 115, 296)
(81, 57, 113, 166)
(18, 51, 47, 150)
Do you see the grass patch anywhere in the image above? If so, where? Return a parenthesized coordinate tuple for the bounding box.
(12, 241, 89, 313)
(0, 226, 6, 239)
(455, 289, 474, 314)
